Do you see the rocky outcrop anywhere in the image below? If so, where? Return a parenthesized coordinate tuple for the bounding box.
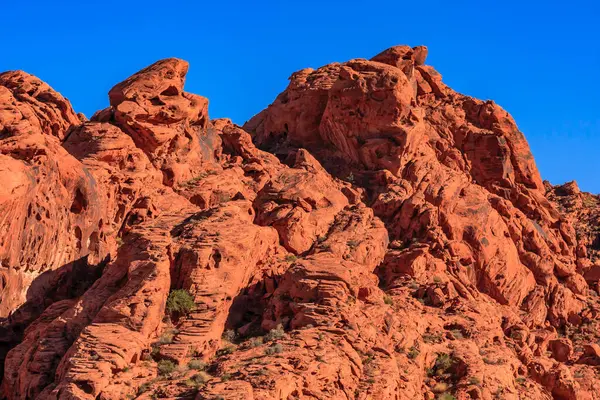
(546, 181, 600, 284)
(246, 44, 586, 324)
(0, 47, 598, 400)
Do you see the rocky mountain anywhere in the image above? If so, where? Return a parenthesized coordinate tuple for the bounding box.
(0, 45, 598, 400)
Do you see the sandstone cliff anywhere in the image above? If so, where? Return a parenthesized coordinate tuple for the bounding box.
(0, 46, 598, 400)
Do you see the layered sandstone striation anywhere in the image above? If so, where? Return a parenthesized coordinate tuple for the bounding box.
(0, 46, 598, 400)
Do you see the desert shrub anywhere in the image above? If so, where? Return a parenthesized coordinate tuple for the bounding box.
(166, 289, 195, 316)
(217, 345, 236, 356)
(347, 239, 360, 248)
(432, 353, 453, 375)
(248, 337, 264, 348)
(407, 346, 420, 359)
(423, 333, 443, 344)
(265, 324, 285, 341)
(265, 343, 283, 355)
(432, 382, 449, 393)
(221, 373, 232, 381)
(188, 359, 206, 370)
(157, 360, 176, 376)
(138, 382, 151, 394)
(468, 376, 481, 386)
(438, 394, 456, 400)
(409, 281, 420, 290)
(215, 192, 231, 204)
(182, 171, 217, 187)
(284, 254, 297, 263)
(186, 371, 210, 388)
(159, 330, 175, 344)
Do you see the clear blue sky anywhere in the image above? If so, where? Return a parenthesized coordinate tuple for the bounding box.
(2, 1, 598, 193)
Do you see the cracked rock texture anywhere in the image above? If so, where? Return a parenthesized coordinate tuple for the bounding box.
(0, 46, 599, 400)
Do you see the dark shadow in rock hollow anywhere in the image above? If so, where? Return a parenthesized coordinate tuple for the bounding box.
(0, 254, 108, 386)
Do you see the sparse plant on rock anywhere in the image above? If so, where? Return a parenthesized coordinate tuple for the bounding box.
(157, 360, 176, 376)
(186, 371, 210, 388)
(188, 359, 206, 370)
(265, 343, 283, 355)
(166, 289, 195, 316)
(265, 324, 286, 341)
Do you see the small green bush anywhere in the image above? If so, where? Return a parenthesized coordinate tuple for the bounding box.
(347, 240, 360, 248)
(409, 281, 420, 290)
(158, 331, 175, 344)
(383, 295, 394, 305)
(166, 289, 195, 316)
(432, 382, 449, 393)
(221, 373, 232, 381)
(182, 171, 217, 187)
(438, 393, 456, 400)
(216, 192, 231, 204)
(265, 324, 285, 341)
(423, 333, 443, 344)
(138, 382, 151, 394)
(362, 353, 374, 365)
(186, 371, 210, 388)
(265, 343, 283, 355)
(284, 254, 297, 263)
(218, 345, 236, 355)
(248, 337, 264, 348)
(157, 360, 176, 376)
(433, 353, 453, 375)
(188, 359, 206, 370)
(407, 346, 420, 359)
(468, 376, 481, 386)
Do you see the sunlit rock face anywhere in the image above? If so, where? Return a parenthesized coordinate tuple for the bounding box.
(0, 47, 598, 400)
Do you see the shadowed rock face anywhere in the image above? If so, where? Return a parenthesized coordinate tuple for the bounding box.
(0, 47, 598, 400)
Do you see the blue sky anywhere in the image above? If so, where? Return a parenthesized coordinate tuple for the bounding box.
(2, 0, 598, 192)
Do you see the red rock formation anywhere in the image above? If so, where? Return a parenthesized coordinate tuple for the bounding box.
(0, 47, 598, 400)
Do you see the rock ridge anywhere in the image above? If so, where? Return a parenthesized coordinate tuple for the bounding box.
(0, 45, 598, 399)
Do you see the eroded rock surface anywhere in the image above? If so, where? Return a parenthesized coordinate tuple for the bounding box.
(0, 47, 598, 400)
